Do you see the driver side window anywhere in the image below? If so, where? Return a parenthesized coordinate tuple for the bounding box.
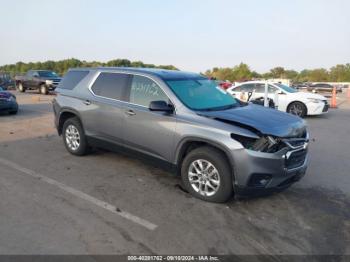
(130, 75, 169, 107)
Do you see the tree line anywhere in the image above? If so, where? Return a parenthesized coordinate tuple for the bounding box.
(204, 63, 350, 83)
(1, 58, 350, 82)
(0, 58, 178, 76)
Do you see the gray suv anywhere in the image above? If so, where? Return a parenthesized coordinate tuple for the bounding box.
(53, 68, 309, 202)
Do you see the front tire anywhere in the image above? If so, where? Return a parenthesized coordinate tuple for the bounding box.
(287, 102, 307, 118)
(40, 84, 48, 95)
(17, 82, 25, 92)
(181, 146, 233, 203)
(62, 117, 89, 156)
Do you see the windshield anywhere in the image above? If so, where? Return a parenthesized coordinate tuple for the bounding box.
(275, 83, 298, 93)
(0, 87, 3, 91)
(166, 78, 239, 111)
(38, 71, 59, 78)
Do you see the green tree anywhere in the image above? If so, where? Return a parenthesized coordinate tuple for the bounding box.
(269, 67, 286, 78)
(308, 68, 329, 82)
(329, 64, 350, 82)
(0, 58, 178, 76)
(232, 63, 252, 81)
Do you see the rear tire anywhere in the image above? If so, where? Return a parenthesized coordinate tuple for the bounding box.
(17, 82, 25, 92)
(9, 110, 18, 115)
(287, 102, 307, 118)
(181, 146, 233, 203)
(62, 117, 89, 156)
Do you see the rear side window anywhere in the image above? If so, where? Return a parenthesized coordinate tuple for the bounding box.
(91, 72, 130, 100)
(239, 84, 255, 92)
(254, 84, 266, 93)
(58, 71, 89, 90)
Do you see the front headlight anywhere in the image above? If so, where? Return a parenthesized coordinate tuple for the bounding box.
(231, 133, 285, 153)
(307, 98, 322, 103)
(45, 80, 53, 85)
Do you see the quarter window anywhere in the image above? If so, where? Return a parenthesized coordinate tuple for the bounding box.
(58, 71, 89, 90)
(91, 72, 130, 100)
(129, 75, 168, 107)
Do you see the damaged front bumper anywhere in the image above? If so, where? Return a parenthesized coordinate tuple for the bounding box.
(231, 138, 308, 197)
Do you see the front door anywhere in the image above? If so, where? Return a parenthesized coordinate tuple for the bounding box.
(123, 75, 177, 162)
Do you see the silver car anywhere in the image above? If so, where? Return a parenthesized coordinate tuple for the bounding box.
(53, 68, 309, 202)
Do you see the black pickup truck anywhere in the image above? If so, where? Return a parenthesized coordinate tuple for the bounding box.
(15, 70, 62, 95)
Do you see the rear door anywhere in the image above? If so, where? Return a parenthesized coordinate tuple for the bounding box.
(86, 72, 131, 144)
(122, 74, 177, 162)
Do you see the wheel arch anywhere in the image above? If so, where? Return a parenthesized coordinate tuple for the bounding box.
(57, 108, 83, 135)
(174, 137, 235, 180)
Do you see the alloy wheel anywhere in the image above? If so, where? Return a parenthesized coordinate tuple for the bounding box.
(289, 103, 304, 116)
(188, 159, 220, 197)
(65, 125, 81, 151)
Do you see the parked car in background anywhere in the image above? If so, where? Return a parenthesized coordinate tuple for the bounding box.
(53, 68, 309, 202)
(307, 83, 342, 93)
(217, 80, 233, 90)
(291, 82, 310, 90)
(227, 81, 328, 117)
(0, 87, 18, 115)
(15, 70, 62, 94)
(0, 72, 15, 90)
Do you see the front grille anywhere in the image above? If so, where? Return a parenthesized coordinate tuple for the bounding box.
(50, 79, 61, 88)
(285, 149, 307, 169)
(52, 81, 60, 87)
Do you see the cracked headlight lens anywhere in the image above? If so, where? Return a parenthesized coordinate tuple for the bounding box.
(231, 133, 286, 153)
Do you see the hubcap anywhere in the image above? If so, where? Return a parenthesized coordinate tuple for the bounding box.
(65, 125, 80, 151)
(289, 104, 303, 116)
(188, 159, 220, 197)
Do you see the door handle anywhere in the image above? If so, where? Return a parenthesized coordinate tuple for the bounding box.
(83, 100, 91, 106)
(125, 109, 136, 116)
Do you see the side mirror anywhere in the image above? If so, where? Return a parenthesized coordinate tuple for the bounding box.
(149, 100, 174, 113)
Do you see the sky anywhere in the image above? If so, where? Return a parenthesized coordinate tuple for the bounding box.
(0, 0, 349, 73)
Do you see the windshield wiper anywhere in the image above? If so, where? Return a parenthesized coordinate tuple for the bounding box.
(200, 103, 239, 112)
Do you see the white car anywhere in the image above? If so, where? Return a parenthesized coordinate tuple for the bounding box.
(227, 81, 329, 117)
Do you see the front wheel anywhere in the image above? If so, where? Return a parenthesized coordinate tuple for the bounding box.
(40, 84, 48, 95)
(17, 82, 25, 92)
(62, 117, 89, 156)
(287, 102, 307, 118)
(181, 146, 233, 203)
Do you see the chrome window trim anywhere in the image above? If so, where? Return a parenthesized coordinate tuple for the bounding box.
(87, 70, 177, 112)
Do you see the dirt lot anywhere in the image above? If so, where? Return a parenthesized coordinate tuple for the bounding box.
(0, 90, 349, 255)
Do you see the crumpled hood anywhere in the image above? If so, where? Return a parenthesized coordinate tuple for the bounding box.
(198, 104, 307, 138)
